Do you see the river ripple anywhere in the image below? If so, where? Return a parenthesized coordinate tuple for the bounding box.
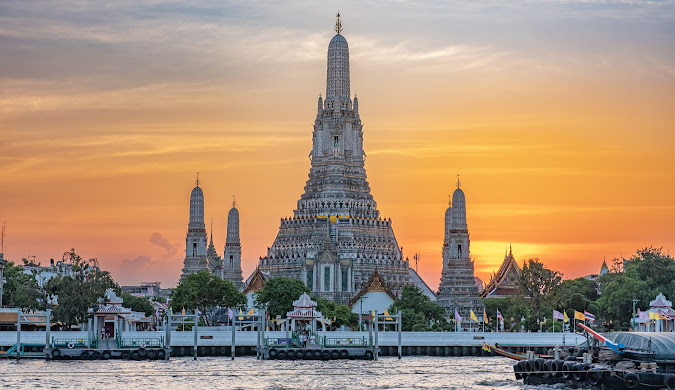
(0, 356, 550, 390)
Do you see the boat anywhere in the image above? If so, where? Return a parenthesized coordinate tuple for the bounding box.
(503, 325, 675, 389)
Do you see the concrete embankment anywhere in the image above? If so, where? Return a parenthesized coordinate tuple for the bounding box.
(0, 330, 585, 357)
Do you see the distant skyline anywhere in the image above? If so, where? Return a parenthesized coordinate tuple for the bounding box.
(1, 1, 674, 289)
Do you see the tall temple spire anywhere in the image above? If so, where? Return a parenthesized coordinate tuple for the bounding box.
(224, 198, 243, 290)
(325, 14, 350, 103)
(335, 11, 342, 34)
(257, 18, 414, 304)
(182, 177, 208, 280)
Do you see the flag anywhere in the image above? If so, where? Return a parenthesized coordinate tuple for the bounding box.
(649, 311, 667, 320)
(638, 310, 649, 321)
(574, 310, 586, 321)
(470, 309, 478, 323)
(238, 308, 244, 320)
(197, 309, 202, 317)
(553, 310, 565, 321)
(227, 307, 233, 320)
(496, 309, 503, 321)
(455, 310, 462, 323)
(247, 307, 254, 315)
(384, 309, 393, 321)
(181, 308, 186, 316)
(563, 311, 569, 323)
(583, 311, 595, 322)
(483, 310, 488, 324)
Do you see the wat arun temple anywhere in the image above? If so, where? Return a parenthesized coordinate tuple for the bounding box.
(181, 15, 484, 317)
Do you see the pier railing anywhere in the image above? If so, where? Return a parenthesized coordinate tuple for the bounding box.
(117, 333, 164, 349)
(322, 336, 371, 348)
(52, 337, 97, 349)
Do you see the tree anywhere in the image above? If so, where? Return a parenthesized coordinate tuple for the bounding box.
(253, 277, 310, 318)
(1, 261, 47, 311)
(596, 247, 675, 330)
(121, 292, 154, 317)
(518, 258, 562, 317)
(171, 271, 246, 326)
(45, 249, 117, 328)
(390, 285, 445, 331)
(548, 277, 598, 310)
(314, 296, 358, 329)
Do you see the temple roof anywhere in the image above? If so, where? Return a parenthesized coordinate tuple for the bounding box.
(348, 269, 397, 307)
(650, 293, 672, 309)
(243, 267, 269, 294)
(480, 245, 521, 298)
(292, 293, 317, 309)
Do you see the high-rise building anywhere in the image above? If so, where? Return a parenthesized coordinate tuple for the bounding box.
(256, 15, 416, 304)
(181, 175, 209, 279)
(437, 177, 484, 323)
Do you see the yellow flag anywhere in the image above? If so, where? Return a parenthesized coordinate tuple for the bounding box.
(563, 311, 569, 323)
(181, 308, 185, 316)
(574, 310, 586, 321)
(247, 307, 254, 315)
(470, 310, 478, 323)
(384, 309, 393, 321)
(238, 308, 244, 320)
(371, 310, 375, 319)
(484, 310, 488, 324)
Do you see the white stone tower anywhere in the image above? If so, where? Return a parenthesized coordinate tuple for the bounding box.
(437, 176, 484, 325)
(223, 197, 244, 290)
(181, 174, 209, 279)
(257, 14, 412, 304)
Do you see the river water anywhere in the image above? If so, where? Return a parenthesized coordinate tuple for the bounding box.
(0, 356, 547, 390)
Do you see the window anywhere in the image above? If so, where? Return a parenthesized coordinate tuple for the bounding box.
(457, 244, 462, 258)
(229, 255, 234, 267)
(342, 270, 348, 291)
(324, 267, 331, 292)
(192, 242, 197, 257)
(307, 269, 313, 290)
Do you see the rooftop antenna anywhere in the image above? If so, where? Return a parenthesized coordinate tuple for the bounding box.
(335, 11, 342, 34)
(195, 172, 200, 186)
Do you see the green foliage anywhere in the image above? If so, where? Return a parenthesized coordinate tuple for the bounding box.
(596, 247, 675, 330)
(390, 285, 445, 331)
(45, 249, 117, 328)
(518, 258, 562, 317)
(314, 296, 358, 329)
(253, 277, 310, 318)
(121, 292, 154, 317)
(483, 296, 530, 332)
(548, 277, 598, 310)
(171, 271, 246, 325)
(2, 261, 47, 311)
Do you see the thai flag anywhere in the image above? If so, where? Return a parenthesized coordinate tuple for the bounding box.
(584, 311, 595, 322)
(497, 310, 503, 321)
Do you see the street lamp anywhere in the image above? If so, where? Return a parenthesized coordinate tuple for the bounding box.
(359, 296, 369, 332)
(0, 254, 6, 307)
(631, 298, 639, 330)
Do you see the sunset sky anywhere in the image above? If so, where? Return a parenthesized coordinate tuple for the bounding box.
(1, 1, 674, 290)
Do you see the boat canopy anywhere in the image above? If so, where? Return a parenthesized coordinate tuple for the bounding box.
(604, 332, 675, 360)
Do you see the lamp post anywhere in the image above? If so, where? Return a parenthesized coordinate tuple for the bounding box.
(632, 298, 639, 330)
(359, 296, 368, 332)
(0, 254, 6, 307)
